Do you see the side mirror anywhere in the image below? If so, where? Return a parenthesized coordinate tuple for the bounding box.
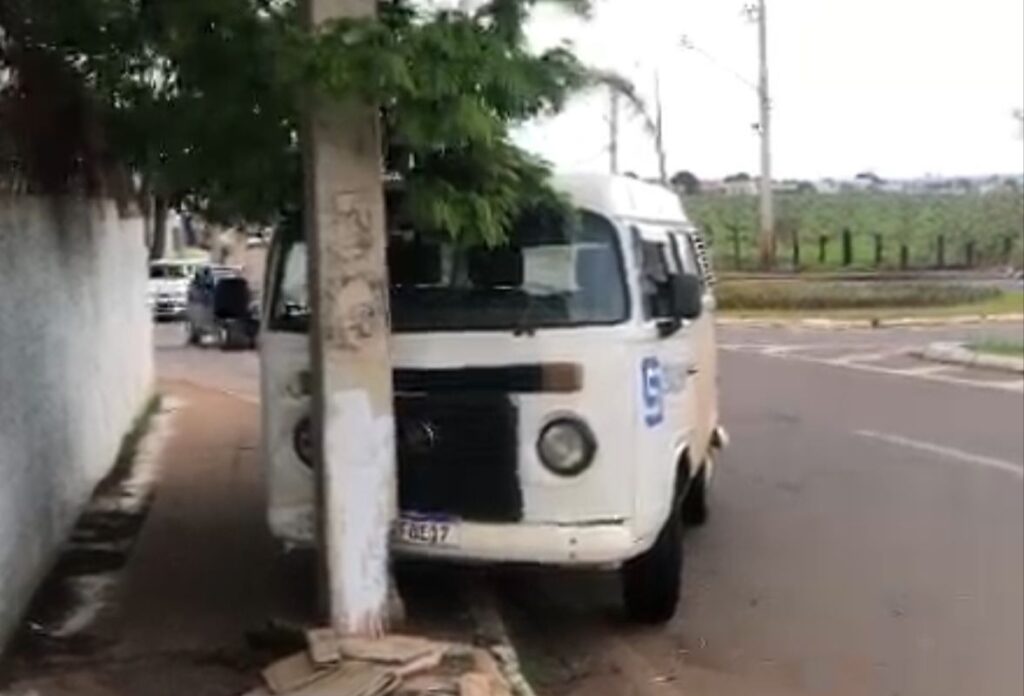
(670, 274, 704, 320)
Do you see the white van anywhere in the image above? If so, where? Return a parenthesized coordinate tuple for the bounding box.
(148, 259, 201, 320)
(260, 174, 725, 623)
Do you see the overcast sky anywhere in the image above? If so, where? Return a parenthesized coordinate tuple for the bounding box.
(511, 0, 1024, 181)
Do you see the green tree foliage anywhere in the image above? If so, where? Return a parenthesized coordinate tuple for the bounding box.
(670, 170, 701, 195)
(0, 0, 595, 244)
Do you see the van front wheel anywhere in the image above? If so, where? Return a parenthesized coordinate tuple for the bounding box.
(682, 459, 711, 527)
(185, 319, 200, 346)
(621, 507, 683, 624)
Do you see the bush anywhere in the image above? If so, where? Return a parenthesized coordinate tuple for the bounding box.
(716, 280, 1001, 311)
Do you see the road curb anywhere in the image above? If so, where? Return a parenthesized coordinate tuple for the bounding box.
(913, 342, 1024, 374)
(718, 313, 1024, 330)
(466, 581, 539, 696)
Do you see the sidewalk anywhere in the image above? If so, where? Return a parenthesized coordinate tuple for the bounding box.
(0, 381, 498, 696)
(914, 342, 1024, 374)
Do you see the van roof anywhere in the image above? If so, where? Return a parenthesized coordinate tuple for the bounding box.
(553, 173, 691, 226)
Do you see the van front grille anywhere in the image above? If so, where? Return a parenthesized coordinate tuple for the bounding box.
(395, 393, 521, 523)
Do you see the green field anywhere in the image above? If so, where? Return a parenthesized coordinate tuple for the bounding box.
(686, 191, 1024, 271)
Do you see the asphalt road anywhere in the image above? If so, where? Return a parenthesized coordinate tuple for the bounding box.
(504, 322, 1024, 696)
(152, 321, 1024, 696)
(155, 321, 260, 402)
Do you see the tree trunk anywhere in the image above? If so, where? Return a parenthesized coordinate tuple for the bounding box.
(183, 214, 198, 247)
(149, 195, 169, 261)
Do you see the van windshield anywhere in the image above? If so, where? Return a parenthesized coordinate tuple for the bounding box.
(150, 264, 190, 279)
(269, 210, 628, 334)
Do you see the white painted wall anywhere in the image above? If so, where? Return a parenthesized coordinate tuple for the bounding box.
(0, 196, 154, 649)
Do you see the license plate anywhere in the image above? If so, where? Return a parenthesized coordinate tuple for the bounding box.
(393, 515, 460, 548)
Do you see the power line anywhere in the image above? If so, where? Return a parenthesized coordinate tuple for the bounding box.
(678, 34, 760, 95)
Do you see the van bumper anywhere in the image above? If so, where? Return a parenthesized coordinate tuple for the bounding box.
(270, 507, 649, 567)
(268, 505, 651, 564)
(393, 519, 645, 567)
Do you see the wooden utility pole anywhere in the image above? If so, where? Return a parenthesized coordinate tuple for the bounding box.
(304, 0, 397, 637)
(756, 0, 775, 268)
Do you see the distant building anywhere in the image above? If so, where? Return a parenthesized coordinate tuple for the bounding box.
(815, 178, 842, 195)
(692, 173, 1021, 198)
(724, 179, 758, 196)
(772, 180, 804, 195)
(699, 178, 758, 196)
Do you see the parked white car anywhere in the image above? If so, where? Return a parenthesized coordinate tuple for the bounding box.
(148, 259, 201, 320)
(260, 174, 726, 623)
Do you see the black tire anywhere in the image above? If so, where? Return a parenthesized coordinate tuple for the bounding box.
(682, 460, 711, 527)
(218, 325, 234, 351)
(185, 319, 200, 346)
(221, 323, 241, 351)
(622, 504, 684, 624)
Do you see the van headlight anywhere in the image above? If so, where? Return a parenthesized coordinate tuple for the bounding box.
(537, 418, 596, 477)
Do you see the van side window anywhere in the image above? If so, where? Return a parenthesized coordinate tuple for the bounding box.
(633, 228, 677, 320)
(673, 233, 705, 288)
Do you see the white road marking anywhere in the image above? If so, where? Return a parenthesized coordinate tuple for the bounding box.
(722, 344, 1024, 393)
(762, 345, 800, 355)
(856, 430, 1023, 478)
(830, 350, 906, 364)
(811, 354, 1024, 392)
(895, 365, 955, 376)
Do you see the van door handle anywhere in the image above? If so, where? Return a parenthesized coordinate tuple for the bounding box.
(687, 366, 700, 376)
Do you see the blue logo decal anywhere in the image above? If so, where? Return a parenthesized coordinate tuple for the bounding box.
(641, 357, 664, 427)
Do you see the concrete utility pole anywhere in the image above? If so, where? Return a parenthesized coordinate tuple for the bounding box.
(756, 0, 775, 268)
(304, 0, 397, 636)
(609, 87, 620, 175)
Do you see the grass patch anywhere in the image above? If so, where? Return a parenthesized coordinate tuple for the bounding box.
(717, 280, 1002, 312)
(719, 286, 1023, 320)
(970, 340, 1024, 357)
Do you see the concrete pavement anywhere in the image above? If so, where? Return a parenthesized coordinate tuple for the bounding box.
(153, 322, 260, 403)
(0, 374, 491, 695)
(0, 382, 276, 696)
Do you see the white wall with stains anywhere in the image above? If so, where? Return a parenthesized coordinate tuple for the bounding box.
(0, 196, 154, 649)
